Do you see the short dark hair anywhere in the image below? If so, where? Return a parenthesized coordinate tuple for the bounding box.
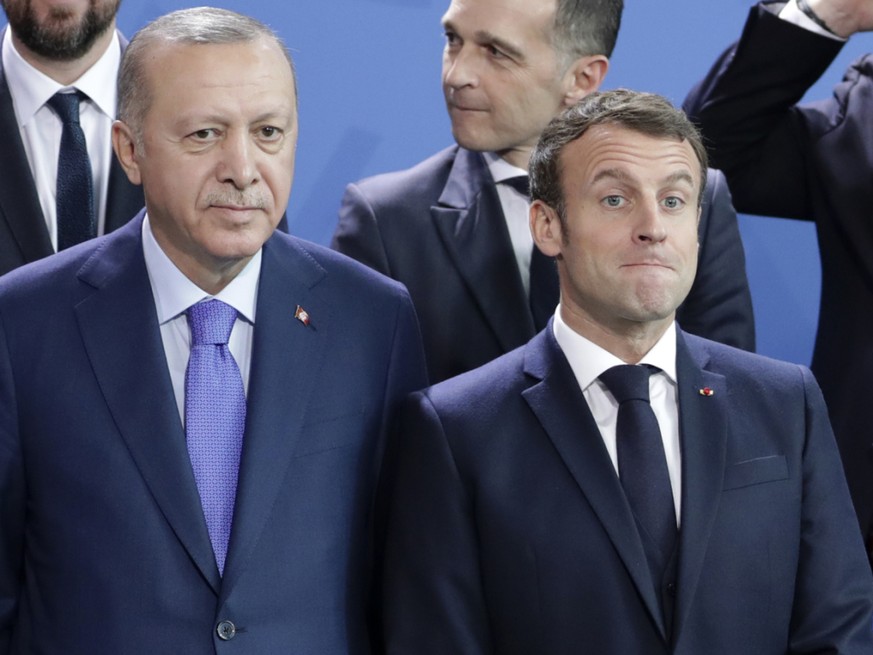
(553, 0, 623, 64)
(117, 7, 295, 143)
(529, 89, 708, 220)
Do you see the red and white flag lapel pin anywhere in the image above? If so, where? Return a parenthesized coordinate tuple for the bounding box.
(294, 305, 311, 327)
(698, 387, 715, 397)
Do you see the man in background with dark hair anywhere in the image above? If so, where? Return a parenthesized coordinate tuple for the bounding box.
(381, 89, 873, 654)
(0, 0, 143, 273)
(332, 0, 754, 384)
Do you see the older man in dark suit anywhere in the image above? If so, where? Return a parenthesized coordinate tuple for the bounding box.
(0, 8, 426, 653)
(333, 0, 754, 384)
(382, 90, 873, 654)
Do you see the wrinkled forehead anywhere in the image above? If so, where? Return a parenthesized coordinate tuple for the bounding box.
(562, 125, 702, 190)
(143, 38, 296, 107)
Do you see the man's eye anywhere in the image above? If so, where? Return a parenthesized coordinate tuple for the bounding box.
(444, 30, 458, 46)
(603, 195, 624, 207)
(260, 126, 281, 140)
(486, 44, 505, 58)
(662, 196, 684, 209)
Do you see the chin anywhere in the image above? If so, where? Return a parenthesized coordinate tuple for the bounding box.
(208, 232, 272, 261)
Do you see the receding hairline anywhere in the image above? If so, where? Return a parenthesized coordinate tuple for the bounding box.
(117, 8, 297, 137)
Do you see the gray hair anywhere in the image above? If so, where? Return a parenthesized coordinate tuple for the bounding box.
(529, 89, 709, 221)
(553, 0, 623, 66)
(117, 7, 295, 141)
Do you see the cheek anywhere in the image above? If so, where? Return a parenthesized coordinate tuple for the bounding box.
(264, 158, 295, 202)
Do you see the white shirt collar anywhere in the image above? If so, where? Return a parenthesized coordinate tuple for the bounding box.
(482, 150, 528, 185)
(141, 214, 260, 326)
(2, 27, 120, 127)
(552, 306, 678, 391)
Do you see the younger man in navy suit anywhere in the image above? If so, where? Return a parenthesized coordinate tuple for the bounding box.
(382, 89, 873, 654)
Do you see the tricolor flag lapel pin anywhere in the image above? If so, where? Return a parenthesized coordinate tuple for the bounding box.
(294, 305, 311, 327)
(698, 387, 715, 397)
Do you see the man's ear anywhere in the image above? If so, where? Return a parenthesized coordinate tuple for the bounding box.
(561, 54, 609, 107)
(530, 199, 564, 258)
(111, 120, 143, 186)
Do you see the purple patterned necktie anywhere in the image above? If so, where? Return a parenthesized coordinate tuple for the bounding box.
(185, 299, 246, 575)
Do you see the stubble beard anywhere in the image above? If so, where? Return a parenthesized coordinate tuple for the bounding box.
(2, 0, 120, 61)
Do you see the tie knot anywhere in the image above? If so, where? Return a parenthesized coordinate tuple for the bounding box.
(600, 364, 653, 404)
(187, 300, 238, 346)
(503, 175, 530, 199)
(46, 91, 86, 125)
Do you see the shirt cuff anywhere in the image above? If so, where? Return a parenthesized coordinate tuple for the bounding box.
(779, 0, 847, 41)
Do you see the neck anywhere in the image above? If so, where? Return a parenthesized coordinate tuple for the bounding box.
(10, 22, 116, 86)
(496, 145, 533, 172)
(559, 304, 673, 364)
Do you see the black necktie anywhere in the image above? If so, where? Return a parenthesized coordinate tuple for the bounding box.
(503, 176, 559, 331)
(600, 365, 677, 568)
(46, 91, 95, 250)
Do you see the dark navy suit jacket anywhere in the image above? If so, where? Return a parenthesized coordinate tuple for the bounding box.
(382, 326, 873, 653)
(684, 2, 873, 542)
(0, 29, 144, 275)
(332, 146, 755, 384)
(0, 212, 427, 653)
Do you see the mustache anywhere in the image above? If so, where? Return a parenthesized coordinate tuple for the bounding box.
(204, 192, 270, 209)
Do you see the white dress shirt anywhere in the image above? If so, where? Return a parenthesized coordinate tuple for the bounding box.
(483, 151, 534, 296)
(779, 0, 847, 40)
(552, 308, 683, 524)
(2, 28, 121, 249)
(141, 216, 260, 424)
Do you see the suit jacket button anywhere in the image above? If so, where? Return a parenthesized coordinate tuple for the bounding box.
(666, 582, 677, 597)
(216, 620, 237, 641)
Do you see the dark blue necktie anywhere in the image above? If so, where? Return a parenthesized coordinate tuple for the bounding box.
(600, 365, 677, 567)
(46, 91, 95, 250)
(504, 175, 559, 331)
(185, 300, 247, 575)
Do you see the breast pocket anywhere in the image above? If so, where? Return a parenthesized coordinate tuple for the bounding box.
(722, 455, 789, 491)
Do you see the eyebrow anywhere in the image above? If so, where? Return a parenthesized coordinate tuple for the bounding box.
(475, 29, 525, 60)
(442, 19, 526, 61)
(591, 168, 697, 189)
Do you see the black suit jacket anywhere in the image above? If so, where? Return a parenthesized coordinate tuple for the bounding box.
(0, 29, 144, 276)
(683, 2, 873, 540)
(332, 146, 755, 384)
(382, 326, 873, 653)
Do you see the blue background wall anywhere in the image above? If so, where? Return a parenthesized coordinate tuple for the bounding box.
(26, 1, 873, 365)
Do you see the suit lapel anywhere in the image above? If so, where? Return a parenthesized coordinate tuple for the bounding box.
(671, 331, 728, 641)
(0, 54, 54, 263)
(74, 214, 220, 592)
(521, 329, 669, 639)
(219, 234, 329, 596)
(431, 148, 536, 352)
